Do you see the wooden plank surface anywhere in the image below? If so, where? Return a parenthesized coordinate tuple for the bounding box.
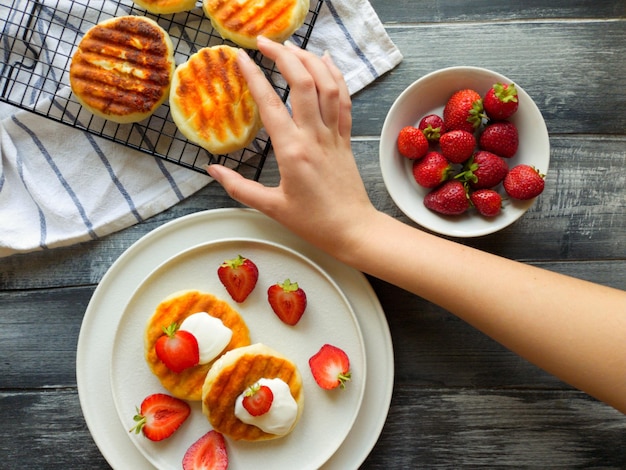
(1, 1, 625, 469)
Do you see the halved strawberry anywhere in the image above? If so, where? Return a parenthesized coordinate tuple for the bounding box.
(217, 255, 259, 303)
(309, 344, 352, 390)
(267, 279, 307, 326)
(155, 323, 199, 373)
(130, 393, 191, 441)
(242, 383, 274, 416)
(182, 430, 228, 470)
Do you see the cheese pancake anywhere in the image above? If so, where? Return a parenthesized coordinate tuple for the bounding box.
(169, 45, 261, 154)
(203, 0, 310, 49)
(132, 0, 196, 15)
(202, 343, 304, 441)
(69, 16, 175, 124)
(144, 290, 251, 401)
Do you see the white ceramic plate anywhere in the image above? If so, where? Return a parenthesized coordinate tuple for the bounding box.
(110, 238, 366, 469)
(76, 208, 394, 469)
(380, 66, 550, 237)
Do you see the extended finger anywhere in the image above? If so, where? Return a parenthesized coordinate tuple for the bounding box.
(321, 51, 353, 139)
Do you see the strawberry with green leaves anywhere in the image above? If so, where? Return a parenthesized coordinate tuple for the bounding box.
(470, 189, 503, 217)
(242, 383, 274, 416)
(443, 88, 484, 133)
(217, 255, 258, 303)
(267, 279, 307, 325)
(418, 113, 445, 142)
(423, 180, 470, 216)
(309, 344, 352, 390)
(412, 151, 452, 188)
(458, 151, 509, 190)
(439, 129, 476, 163)
(182, 430, 228, 470)
(130, 393, 191, 441)
(479, 121, 519, 158)
(155, 323, 199, 373)
(397, 126, 429, 159)
(504, 164, 546, 200)
(483, 82, 519, 120)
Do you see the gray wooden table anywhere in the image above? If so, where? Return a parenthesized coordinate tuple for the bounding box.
(1, 1, 625, 468)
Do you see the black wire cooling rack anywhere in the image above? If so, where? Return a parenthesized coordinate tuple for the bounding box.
(0, 0, 323, 179)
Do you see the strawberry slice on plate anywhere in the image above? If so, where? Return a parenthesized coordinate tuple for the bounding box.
(130, 393, 191, 441)
(217, 254, 259, 303)
(267, 279, 307, 326)
(183, 430, 228, 470)
(309, 344, 352, 390)
(242, 383, 274, 416)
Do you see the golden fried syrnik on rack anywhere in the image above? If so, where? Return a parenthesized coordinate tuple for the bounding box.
(169, 45, 262, 155)
(69, 16, 175, 124)
(203, 0, 310, 49)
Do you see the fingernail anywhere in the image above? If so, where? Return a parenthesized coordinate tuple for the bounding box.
(236, 47, 252, 65)
(283, 39, 298, 49)
(256, 35, 271, 46)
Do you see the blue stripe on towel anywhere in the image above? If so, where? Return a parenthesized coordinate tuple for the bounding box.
(325, 0, 378, 78)
(84, 132, 143, 223)
(12, 115, 98, 240)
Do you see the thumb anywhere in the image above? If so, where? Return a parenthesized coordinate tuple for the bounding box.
(205, 164, 278, 212)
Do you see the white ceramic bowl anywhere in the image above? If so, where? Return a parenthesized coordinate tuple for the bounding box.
(379, 66, 550, 237)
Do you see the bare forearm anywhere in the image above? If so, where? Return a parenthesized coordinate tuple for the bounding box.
(341, 211, 626, 413)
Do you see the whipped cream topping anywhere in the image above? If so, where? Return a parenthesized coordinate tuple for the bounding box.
(234, 378, 298, 435)
(179, 312, 232, 364)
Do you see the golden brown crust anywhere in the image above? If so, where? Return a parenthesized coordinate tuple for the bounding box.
(69, 16, 175, 123)
(144, 290, 250, 401)
(202, 343, 304, 441)
(169, 45, 261, 154)
(131, 0, 196, 15)
(203, 0, 310, 49)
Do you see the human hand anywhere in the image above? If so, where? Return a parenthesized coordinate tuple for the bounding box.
(207, 36, 378, 258)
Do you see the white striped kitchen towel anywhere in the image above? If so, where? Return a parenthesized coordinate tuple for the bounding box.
(0, 0, 402, 258)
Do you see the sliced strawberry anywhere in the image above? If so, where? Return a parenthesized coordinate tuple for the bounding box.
(242, 383, 274, 416)
(182, 430, 228, 470)
(130, 393, 191, 441)
(155, 323, 199, 373)
(309, 344, 352, 390)
(217, 255, 259, 303)
(267, 279, 307, 326)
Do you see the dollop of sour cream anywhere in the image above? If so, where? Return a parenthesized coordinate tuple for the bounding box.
(179, 312, 232, 364)
(235, 378, 298, 435)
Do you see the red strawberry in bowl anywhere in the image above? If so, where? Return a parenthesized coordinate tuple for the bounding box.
(423, 180, 470, 216)
(470, 189, 503, 217)
(309, 344, 352, 390)
(397, 125, 429, 159)
(412, 151, 452, 188)
(503, 164, 546, 200)
(443, 88, 484, 133)
(483, 82, 519, 120)
(458, 150, 509, 190)
(439, 129, 476, 164)
(479, 121, 519, 158)
(130, 393, 191, 441)
(418, 113, 445, 142)
(267, 279, 307, 326)
(217, 255, 258, 303)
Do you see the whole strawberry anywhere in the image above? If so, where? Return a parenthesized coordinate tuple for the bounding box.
(470, 189, 502, 217)
(412, 151, 452, 188)
(418, 114, 445, 142)
(423, 180, 470, 216)
(479, 121, 519, 158)
(397, 126, 429, 159)
(503, 164, 545, 200)
(443, 88, 484, 133)
(439, 129, 476, 164)
(483, 82, 518, 120)
(459, 151, 509, 190)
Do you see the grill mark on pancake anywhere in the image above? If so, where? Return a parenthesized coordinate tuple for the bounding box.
(207, 0, 294, 37)
(70, 17, 172, 117)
